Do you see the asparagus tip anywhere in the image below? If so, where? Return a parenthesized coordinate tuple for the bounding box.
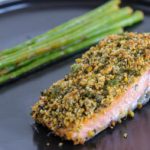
(126, 6, 133, 14)
(134, 10, 144, 20)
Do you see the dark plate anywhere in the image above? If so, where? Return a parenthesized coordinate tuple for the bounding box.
(0, 1, 150, 150)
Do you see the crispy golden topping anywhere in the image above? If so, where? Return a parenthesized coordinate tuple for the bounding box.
(123, 133, 128, 139)
(32, 33, 150, 131)
(128, 110, 135, 118)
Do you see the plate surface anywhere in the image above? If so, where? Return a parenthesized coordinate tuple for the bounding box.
(0, 1, 150, 150)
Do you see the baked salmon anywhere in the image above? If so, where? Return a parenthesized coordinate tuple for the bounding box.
(31, 32, 150, 144)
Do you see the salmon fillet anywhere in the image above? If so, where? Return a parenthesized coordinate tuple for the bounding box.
(31, 33, 150, 144)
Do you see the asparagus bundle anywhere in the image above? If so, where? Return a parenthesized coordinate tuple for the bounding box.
(0, 0, 144, 84)
(0, 0, 119, 57)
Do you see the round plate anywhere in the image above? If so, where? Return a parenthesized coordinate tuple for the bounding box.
(0, 1, 150, 150)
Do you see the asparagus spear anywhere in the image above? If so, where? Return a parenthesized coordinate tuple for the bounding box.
(0, 28, 123, 84)
(0, 5, 119, 59)
(0, 7, 132, 69)
(83, 11, 144, 40)
(60, 11, 144, 54)
(0, 10, 143, 77)
(2, 11, 143, 74)
(0, 0, 120, 56)
(0, 4, 120, 59)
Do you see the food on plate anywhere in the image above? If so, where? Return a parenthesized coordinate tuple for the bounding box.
(31, 32, 150, 144)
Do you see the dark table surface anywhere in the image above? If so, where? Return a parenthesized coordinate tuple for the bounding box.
(0, 1, 150, 150)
